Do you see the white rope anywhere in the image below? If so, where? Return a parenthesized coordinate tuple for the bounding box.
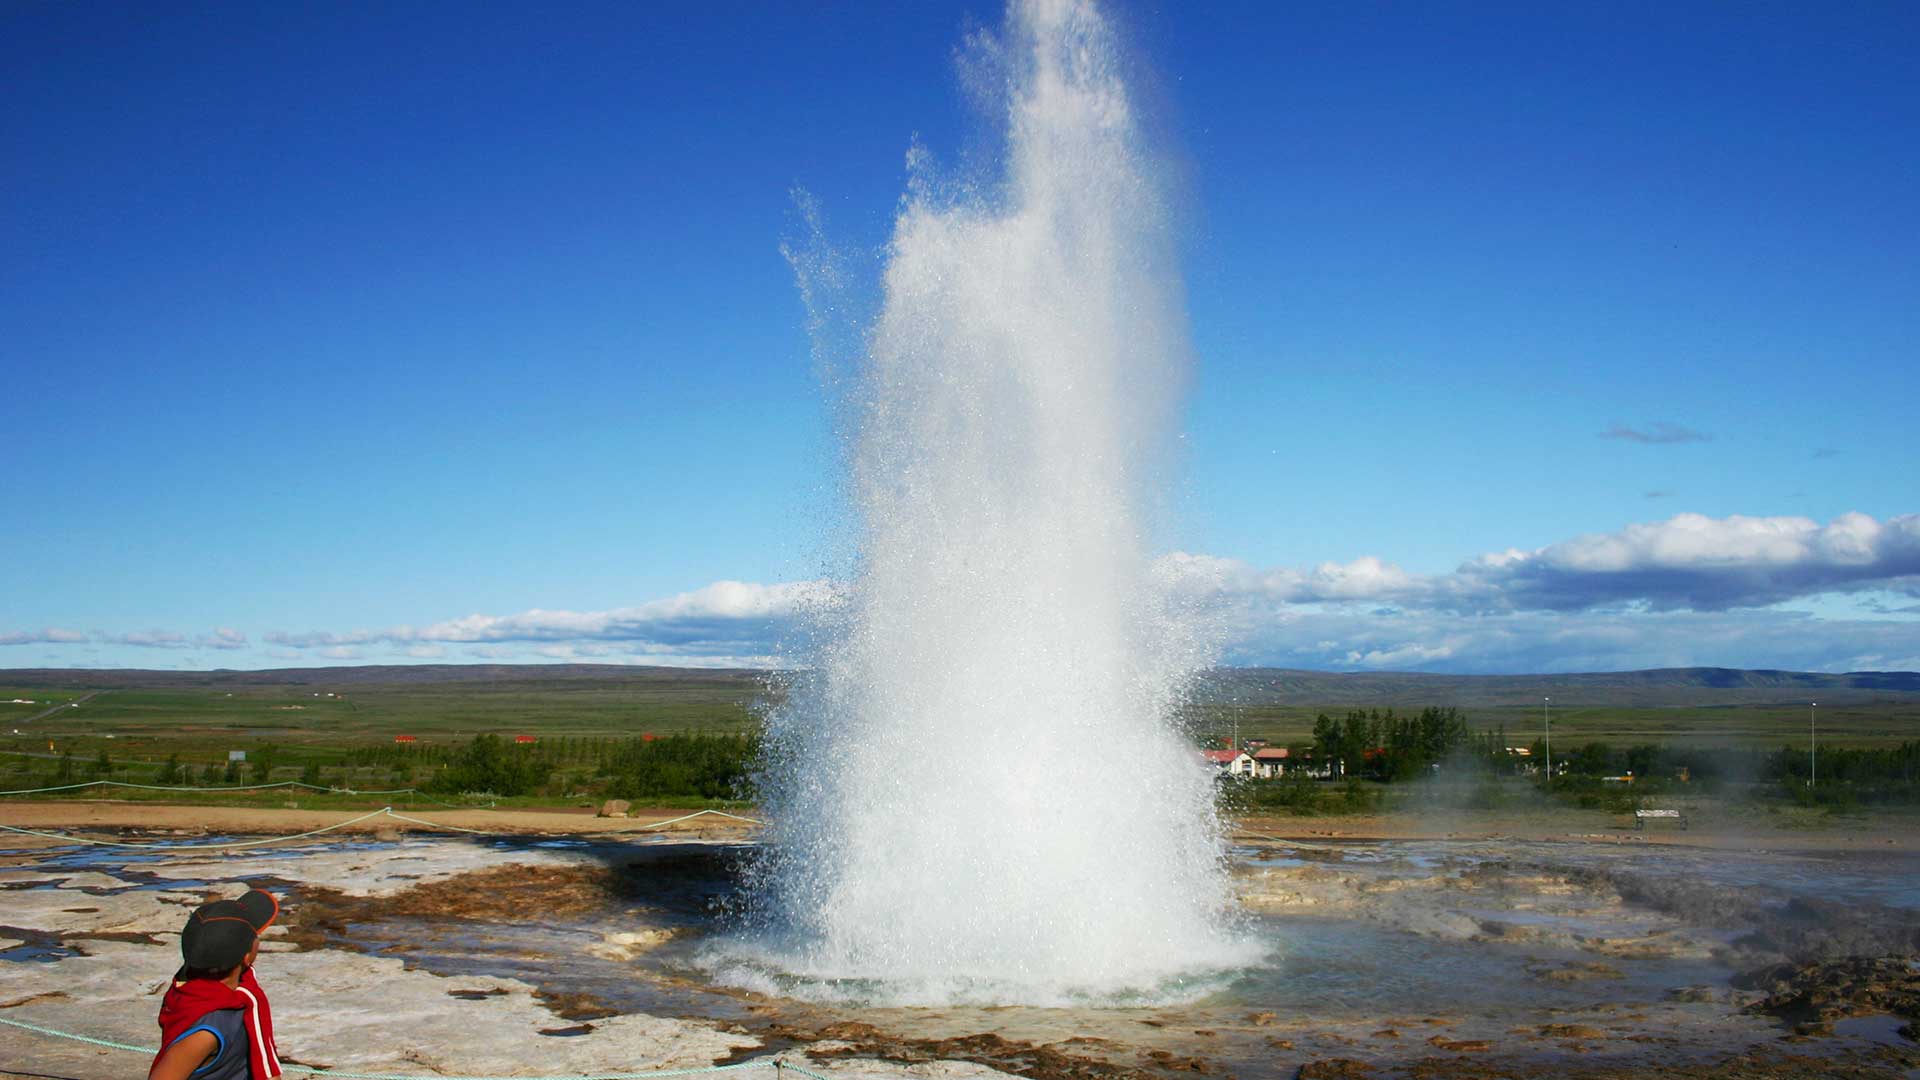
(0, 777, 453, 797)
(639, 809, 763, 829)
(0, 1015, 843, 1080)
(381, 809, 493, 835)
(0, 778, 318, 796)
(0, 777, 469, 810)
(0, 807, 503, 850)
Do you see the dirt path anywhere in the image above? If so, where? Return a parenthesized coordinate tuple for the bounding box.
(1231, 809, 1920, 853)
(0, 800, 758, 852)
(4, 799, 1915, 855)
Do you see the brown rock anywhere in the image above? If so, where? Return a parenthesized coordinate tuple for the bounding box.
(597, 799, 631, 818)
(1426, 1036, 1493, 1052)
(1741, 956, 1920, 1030)
(1297, 1059, 1375, 1079)
(1529, 960, 1624, 983)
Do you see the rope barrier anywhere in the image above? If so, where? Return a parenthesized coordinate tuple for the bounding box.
(639, 809, 764, 828)
(0, 778, 464, 806)
(0, 1015, 839, 1080)
(0, 805, 757, 850)
(0, 780, 750, 820)
(0, 807, 404, 850)
(381, 808, 493, 835)
(0, 807, 510, 850)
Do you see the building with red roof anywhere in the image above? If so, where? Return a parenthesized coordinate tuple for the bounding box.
(1201, 749, 1256, 777)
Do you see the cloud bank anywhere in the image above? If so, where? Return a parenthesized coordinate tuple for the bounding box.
(0, 627, 245, 649)
(8, 513, 1917, 674)
(259, 580, 836, 667)
(0, 628, 88, 646)
(1164, 512, 1920, 615)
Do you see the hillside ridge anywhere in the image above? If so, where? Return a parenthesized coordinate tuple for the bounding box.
(3, 662, 1915, 705)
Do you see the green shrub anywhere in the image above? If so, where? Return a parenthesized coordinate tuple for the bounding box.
(429, 734, 552, 797)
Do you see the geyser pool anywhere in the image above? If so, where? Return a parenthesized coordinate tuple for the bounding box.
(708, 0, 1246, 1006)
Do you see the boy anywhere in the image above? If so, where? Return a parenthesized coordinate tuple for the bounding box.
(150, 889, 284, 1080)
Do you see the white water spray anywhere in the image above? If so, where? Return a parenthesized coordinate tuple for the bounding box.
(717, 0, 1240, 1005)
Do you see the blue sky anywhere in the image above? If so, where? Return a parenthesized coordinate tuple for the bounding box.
(3, 1, 1916, 673)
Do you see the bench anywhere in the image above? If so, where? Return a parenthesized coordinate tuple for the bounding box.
(1635, 808, 1686, 830)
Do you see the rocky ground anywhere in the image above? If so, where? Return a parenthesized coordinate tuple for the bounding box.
(2, 810, 1917, 1080)
(0, 835, 1000, 1080)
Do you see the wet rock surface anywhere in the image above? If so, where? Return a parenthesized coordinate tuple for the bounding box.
(5, 833, 1920, 1079)
(1737, 957, 1920, 1035)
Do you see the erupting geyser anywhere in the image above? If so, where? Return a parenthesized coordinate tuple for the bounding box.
(715, 0, 1243, 1005)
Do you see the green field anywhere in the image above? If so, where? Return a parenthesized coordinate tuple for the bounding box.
(1193, 666, 1920, 750)
(0, 669, 773, 799)
(1194, 700, 1917, 752)
(1, 664, 1915, 802)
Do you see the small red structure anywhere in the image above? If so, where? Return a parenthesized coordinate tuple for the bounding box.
(514, 735, 537, 745)
(393, 735, 416, 744)
(641, 734, 657, 742)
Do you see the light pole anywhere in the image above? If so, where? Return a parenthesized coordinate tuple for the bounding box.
(1543, 696, 1552, 781)
(1809, 702, 1817, 787)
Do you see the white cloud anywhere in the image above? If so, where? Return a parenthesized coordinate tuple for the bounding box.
(1457, 512, 1920, 611)
(0, 627, 88, 646)
(1166, 512, 1920, 616)
(202, 628, 248, 650)
(88, 628, 250, 651)
(1223, 607, 1920, 674)
(21, 512, 1917, 676)
(464, 645, 520, 660)
(106, 629, 190, 649)
(266, 579, 836, 660)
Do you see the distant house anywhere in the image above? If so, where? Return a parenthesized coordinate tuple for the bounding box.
(393, 735, 417, 744)
(1289, 750, 1334, 779)
(513, 735, 537, 745)
(1251, 747, 1290, 778)
(1202, 749, 1256, 777)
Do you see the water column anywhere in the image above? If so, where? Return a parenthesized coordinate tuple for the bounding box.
(727, 0, 1241, 1005)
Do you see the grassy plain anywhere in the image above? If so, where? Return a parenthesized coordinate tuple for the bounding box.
(1198, 700, 1917, 751)
(2, 664, 1915, 805)
(0, 669, 770, 801)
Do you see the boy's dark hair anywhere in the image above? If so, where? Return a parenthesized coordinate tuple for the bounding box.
(179, 963, 239, 982)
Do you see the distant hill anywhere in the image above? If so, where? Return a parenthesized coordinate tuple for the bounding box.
(2, 662, 1914, 706)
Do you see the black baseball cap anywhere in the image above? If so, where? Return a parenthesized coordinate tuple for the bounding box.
(181, 889, 278, 973)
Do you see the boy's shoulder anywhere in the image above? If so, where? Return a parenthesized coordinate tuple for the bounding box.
(178, 1007, 252, 1080)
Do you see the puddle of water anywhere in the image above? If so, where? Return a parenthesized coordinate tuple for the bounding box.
(0, 940, 78, 963)
(1833, 1013, 1912, 1046)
